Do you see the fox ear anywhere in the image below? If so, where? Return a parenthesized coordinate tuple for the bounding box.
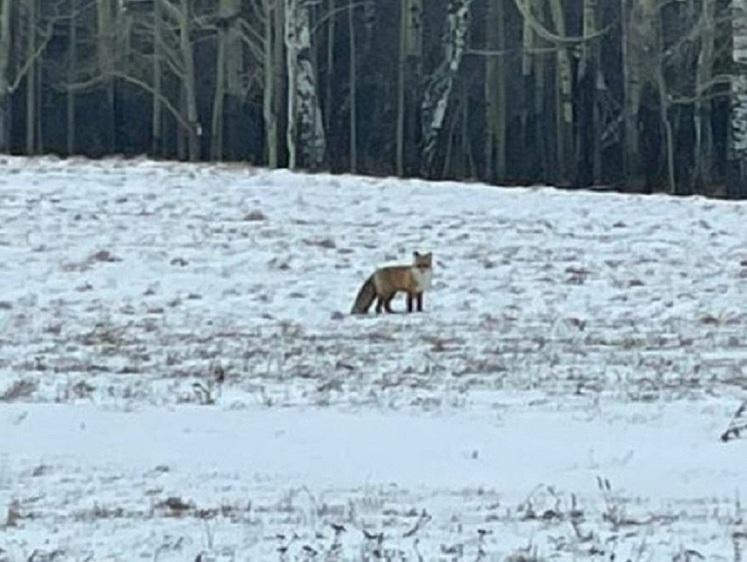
(413, 251, 421, 258)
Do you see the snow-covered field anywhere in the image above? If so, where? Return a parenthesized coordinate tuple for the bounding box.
(0, 156, 745, 560)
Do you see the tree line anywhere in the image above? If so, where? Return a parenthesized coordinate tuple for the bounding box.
(0, 0, 745, 197)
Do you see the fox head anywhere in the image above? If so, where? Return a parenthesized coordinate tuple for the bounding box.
(412, 251, 433, 270)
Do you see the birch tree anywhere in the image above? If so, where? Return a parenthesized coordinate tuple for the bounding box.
(211, 0, 240, 160)
(24, 0, 72, 153)
(396, 0, 422, 176)
(484, 0, 506, 182)
(26, 0, 39, 154)
(518, 0, 544, 177)
(1, 0, 82, 154)
(152, 0, 163, 155)
(692, 0, 716, 189)
(262, 0, 286, 167)
(421, 0, 473, 176)
(621, 0, 652, 188)
(323, 0, 335, 142)
(285, 0, 325, 169)
(0, 0, 11, 153)
(348, 0, 357, 172)
(177, 0, 199, 161)
(137, 0, 200, 161)
(546, 0, 573, 185)
(730, 0, 747, 196)
(96, 0, 117, 152)
(622, 0, 730, 193)
(101, 0, 205, 159)
(285, 0, 299, 167)
(66, 0, 77, 154)
(576, 0, 602, 185)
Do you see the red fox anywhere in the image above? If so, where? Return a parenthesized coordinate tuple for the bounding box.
(350, 251, 433, 314)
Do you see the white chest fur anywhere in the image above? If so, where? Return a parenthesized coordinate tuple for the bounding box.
(411, 268, 432, 292)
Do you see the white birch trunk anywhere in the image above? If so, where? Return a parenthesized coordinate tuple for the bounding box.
(421, 0, 473, 174)
(285, 0, 325, 169)
(731, 0, 747, 163)
(263, 0, 278, 167)
(285, 0, 298, 168)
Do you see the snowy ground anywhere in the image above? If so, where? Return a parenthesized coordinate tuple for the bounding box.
(0, 156, 745, 560)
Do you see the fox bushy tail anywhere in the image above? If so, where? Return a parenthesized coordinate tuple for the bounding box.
(350, 275, 376, 314)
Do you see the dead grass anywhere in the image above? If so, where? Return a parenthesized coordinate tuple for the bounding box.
(61, 248, 122, 272)
(244, 209, 267, 221)
(0, 378, 37, 402)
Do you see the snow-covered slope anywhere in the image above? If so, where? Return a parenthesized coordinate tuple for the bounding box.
(0, 156, 745, 560)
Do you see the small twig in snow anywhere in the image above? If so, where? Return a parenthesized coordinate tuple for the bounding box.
(402, 509, 431, 538)
(721, 400, 747, 442)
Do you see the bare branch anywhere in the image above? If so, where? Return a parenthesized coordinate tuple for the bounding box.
(7, 0, 97, 93)
(670, 74, 734, 105)
(62, 70, 193, 132)
(512, 0, 613, 47)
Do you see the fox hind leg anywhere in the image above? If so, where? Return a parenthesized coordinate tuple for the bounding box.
(384, 292, 396, 313)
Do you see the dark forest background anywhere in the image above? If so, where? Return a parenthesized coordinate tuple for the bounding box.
(1, 0, 745, 198)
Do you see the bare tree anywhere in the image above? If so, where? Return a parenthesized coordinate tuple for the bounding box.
(285, 0, 325, 169)
(576, 0, 602, 185)
(484, 0, 507, 182)
(546, 0, 574, 185)
(26, 0, 39, 154)
(0, 0, 738, 194)
(151, 0, 163, 155)
(273, 0, 286, 166)
(211, 0, 240, 160)
(0, 0, 12, 152)
(1, 0, 86, 155)
(66, 0, 78, 155)
(348, 0, 357, 172)
(621, 0, 650, 188)
(730, 0, 747, 196)
(421, 0, 473, 176)
(96, 0, 117, 152)
(396, 0, 422, 176)
(176, 0, 199, 160)
(323, 0, 335, 149)
(261, 0, 286, 167)
(692, 0, 717, 189)
(621, 0, 732, 193)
